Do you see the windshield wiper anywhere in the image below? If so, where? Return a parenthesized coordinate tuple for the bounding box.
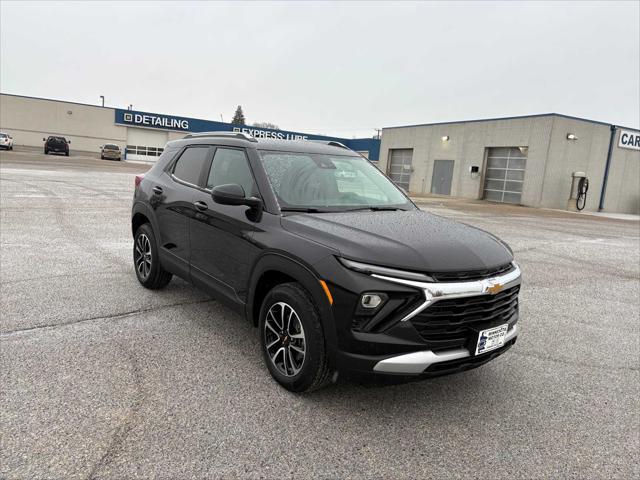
(281, 207, 326, 213)
(343, 206, 407, 212)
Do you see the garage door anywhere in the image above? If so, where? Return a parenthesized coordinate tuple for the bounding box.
(388, 149, 413, 191)
(483, 147, 527, 204)
(126, 128, 169, 162)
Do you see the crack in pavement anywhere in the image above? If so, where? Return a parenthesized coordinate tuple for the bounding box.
(86, 340, 145, 480)
(0, 270, 131, 286)
(512, 349, 639, 373)
(1, 298, 215, 337)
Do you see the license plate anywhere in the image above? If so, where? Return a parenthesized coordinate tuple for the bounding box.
(475, 324, 508, 355)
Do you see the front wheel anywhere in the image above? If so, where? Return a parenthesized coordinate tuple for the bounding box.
(259, 283, 333, 392)
(133, 223, 172, 289)
(44, 149, 48, 155)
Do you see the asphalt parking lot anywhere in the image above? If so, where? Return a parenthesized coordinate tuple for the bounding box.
(1, 148, 638, 479)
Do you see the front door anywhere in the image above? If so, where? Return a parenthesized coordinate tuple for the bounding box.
(189, 147, 261, 303)
(431, 160, 454, 195)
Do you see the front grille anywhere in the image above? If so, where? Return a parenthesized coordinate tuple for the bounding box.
(430, 263, 514, 282)
(410, 285, 519, 351)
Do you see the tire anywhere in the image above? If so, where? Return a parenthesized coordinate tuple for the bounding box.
(259, 282, 333, 392)
(65, 151, 69, 157)
(101, 154, 104, 160)
(44, 149, 48, 155)
(133, 223, 172, 289)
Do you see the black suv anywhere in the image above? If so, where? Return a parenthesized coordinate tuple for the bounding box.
(43, 136, 70, 156)
(131, 132, 521, 392)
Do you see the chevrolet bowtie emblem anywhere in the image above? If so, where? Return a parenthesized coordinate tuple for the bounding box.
(487, 282, 503, 295)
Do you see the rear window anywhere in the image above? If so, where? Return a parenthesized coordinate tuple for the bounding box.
(0, 134, 7, 138)
(172, 147, 210, 185)
(49, 137, 66, 142)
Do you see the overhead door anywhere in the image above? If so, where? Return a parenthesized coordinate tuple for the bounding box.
(388, 149, 413, 191)
(126, 128, 169, 162)
(483, 147, 527, 204)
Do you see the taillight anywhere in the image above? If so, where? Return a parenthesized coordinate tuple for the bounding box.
(135, 174, 144, 188)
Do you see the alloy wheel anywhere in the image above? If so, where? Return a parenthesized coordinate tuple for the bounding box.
(134, 233, 152, 279)
(264, 302, 306, 377)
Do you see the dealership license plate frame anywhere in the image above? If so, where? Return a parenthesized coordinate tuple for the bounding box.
(475, 323, 508, 356)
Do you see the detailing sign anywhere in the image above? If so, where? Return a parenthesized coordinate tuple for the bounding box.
(122, 112, 189, 131)
(618, 129, 640, 151)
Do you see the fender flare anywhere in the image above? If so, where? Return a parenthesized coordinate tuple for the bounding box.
(246, 252, 338, 359)
(131, 201, 160, 237)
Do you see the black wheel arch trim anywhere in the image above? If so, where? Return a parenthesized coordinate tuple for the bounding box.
(246, 252, 339, 360)
(131, 201, 159, 237)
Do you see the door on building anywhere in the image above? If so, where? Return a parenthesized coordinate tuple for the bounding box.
(388, 149, 413, 191)
(483, 147, 527, 204)
(126, 128, 169, 161)
(431, 160, 455, 195)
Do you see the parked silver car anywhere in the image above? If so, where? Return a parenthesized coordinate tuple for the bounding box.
(100, 144, 121, 160)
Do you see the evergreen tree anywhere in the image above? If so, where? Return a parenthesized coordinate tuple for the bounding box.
(231, 105, 246, 125)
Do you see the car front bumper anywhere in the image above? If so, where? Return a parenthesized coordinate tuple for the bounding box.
(318, 257, 522, 377)
(373, 324, 518, 374)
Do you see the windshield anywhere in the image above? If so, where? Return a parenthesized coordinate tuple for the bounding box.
(104, 144, 119, 150)
(258, 150, 413, 211)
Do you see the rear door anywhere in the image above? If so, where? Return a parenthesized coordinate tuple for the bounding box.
(189, 146, 261, 303)
(153, 145, 212, 276)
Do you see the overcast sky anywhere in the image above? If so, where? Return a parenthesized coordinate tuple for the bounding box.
(1, 1, 638, 137)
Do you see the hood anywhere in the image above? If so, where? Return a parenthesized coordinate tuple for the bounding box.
(281, 210, 513, 273)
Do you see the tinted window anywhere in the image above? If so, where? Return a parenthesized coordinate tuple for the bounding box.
(104, 144, 119, 150)
(206, 148, 256, 196)
(172, 147, 209, 185)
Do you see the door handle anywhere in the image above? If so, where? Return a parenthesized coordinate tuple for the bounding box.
(152, 186, 163, 195)
(194, 201, 208, 212)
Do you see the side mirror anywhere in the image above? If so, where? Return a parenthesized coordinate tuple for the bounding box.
(211, 184, 263, 221)
(67, 140, 71, 144)
(212, 183, 260, 208)
(42, 138, 46, 141)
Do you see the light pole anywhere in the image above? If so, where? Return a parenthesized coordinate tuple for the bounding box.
(100, 95, 105, 107)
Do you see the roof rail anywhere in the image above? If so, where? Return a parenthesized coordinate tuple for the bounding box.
(309, 140, 350, 150)
(182, 131, 258, 142)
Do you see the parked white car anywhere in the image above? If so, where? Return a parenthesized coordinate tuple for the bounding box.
(0, 132, 14, 150)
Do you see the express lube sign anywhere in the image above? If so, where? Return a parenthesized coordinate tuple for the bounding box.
(618, 129, 640, 151)
(232, 127, 308, 141)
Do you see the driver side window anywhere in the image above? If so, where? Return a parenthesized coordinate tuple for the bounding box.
(207, 148, 257, 197)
